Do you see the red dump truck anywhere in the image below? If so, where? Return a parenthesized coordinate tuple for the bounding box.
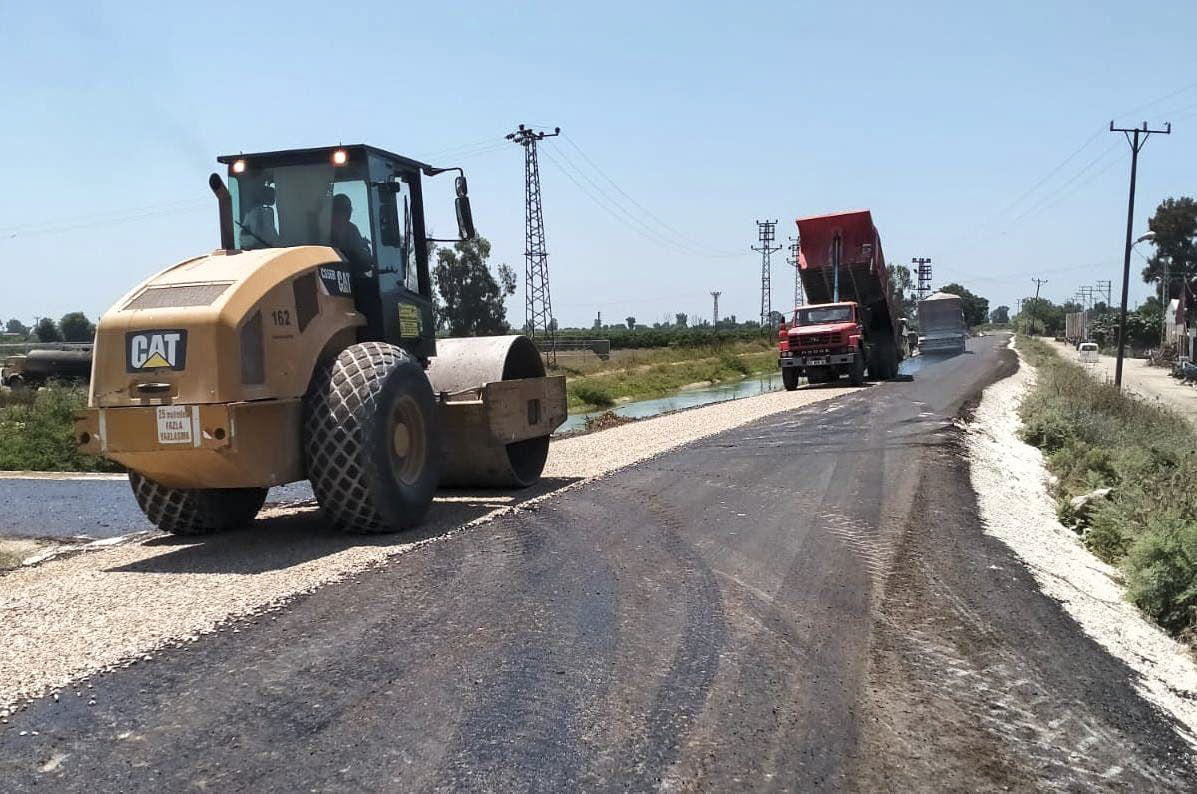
(778, 210, 904, 389)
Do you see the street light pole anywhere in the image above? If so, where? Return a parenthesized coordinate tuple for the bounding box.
(1111, 121, 1170, 389)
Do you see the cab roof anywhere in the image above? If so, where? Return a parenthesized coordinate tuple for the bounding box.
(216, 144, 433, 174)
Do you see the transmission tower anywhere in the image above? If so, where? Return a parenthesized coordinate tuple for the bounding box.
(912, 257, 933, 301)
(710, 291, 722, 325)
(1095, 279, 1112, 307)
(506, 123, 561, 363)
(752, 220, 782, 326)
(785, 235, 804, 308)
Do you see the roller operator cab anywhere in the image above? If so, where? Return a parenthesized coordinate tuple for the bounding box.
(76, 145, 567, 535)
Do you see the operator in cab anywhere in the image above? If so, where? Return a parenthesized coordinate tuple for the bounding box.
(239, 175, 280, 249)
(331, 193, 372, 273)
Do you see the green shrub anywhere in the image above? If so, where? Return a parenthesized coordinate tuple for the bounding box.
(719, 351, 751, 377)
(1123, 515, 1197, 635)
(0, 384, 120, 472)
(1018, 335, 1197, 640)
(569, 383, 615, 408)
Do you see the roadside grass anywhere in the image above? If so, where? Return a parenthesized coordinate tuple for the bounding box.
(565, 347, 777, 411)
(554, 339, 773, 377)
(1017, 336, 1197, 640)
(0, 384, 121, 472)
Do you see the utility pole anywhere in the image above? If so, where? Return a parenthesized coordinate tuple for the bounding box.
(1015, 298, 1024, 335)
(1110, 120, 1171, 388)
(912, 257, 933, 301)
(1028, 277, 1047, 335)
(1096, 279, 1112, 308)
(752, 220, 782, 327)
(506, 123, 561, 364)
(710, 291, 722, 325)
(786, 236, 804, 309)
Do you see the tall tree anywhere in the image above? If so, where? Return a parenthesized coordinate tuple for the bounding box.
(989, 305, 1010, 324)
(1140, 197, 1197, 302)
(889, 263, 917, 319)
(432, 237, 516, 336)
(625, 316, 636, 330)
(34, 317, 62, 342)
(674, 312, 688, 327)
(59, 312, 96, 343)
(5, 318, 29, 337)
(939, 283, 990, 327)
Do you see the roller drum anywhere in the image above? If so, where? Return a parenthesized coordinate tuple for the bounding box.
(426, 335, 551, 488)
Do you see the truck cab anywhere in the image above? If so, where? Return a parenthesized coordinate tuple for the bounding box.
(778, 301, 868, 388)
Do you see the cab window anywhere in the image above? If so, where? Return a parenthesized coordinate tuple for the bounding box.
(372, 175, 415, 294)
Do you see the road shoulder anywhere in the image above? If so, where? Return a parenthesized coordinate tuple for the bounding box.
(854, 343, 1197, 790)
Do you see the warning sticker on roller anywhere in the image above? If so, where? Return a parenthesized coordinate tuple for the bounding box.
(156, 405, 194, 445)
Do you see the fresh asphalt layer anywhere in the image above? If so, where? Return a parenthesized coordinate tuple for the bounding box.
(1, 335, 1193, 790)
(0, 480, 314, 540)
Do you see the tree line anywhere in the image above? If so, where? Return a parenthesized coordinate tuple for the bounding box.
(1012, 195, 1197, 351)
(1, 313, 97, 344)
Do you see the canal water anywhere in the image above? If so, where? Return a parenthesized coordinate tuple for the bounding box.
(557, 353, 932, 434)
(558, 371, 784, 433)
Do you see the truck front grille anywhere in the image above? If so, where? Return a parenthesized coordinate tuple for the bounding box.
(792, 333, 834, 348)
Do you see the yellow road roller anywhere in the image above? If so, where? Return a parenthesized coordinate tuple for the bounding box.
(76, 145, 566, 534)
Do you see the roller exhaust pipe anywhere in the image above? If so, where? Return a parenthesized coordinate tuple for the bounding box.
(208, 173, 236, 252)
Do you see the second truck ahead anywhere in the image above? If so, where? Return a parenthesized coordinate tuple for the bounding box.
(778, 210, 904, 389)
(917, 291, 968, 355)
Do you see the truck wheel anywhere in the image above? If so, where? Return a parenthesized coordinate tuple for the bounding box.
(782, 367, 800, 391)
(128, 471, 266, 535)
(867, 346, 885, 380)
(848, 348, 866, 385)
(304, 342, 441, 533)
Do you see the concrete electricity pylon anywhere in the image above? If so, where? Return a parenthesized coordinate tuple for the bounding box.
(506, 123, 560, 363)
(1110, 120, 1171, 388)
(710, 291, 722, 325)
(912, 257, 932, 301)
(785, 236, 804, 309)
(752, 220, 782, 326)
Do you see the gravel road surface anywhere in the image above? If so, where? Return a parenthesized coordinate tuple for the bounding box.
(1, 335, 1193, 790)
(1048, 338, 1197, 427)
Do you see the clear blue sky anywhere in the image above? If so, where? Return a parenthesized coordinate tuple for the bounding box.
(2, 0, 1195, 328)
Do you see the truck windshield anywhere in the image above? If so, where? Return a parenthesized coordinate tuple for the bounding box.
(794, 306, 852, 325)
(229, 162, 374, 273)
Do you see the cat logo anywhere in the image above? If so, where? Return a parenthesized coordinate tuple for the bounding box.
(126, 330, 188, 372)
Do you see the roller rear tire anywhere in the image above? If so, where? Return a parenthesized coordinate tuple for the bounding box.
(128, 471, 266, 535)
(304, 342, 441, 533)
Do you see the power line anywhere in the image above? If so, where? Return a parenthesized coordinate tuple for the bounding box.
(539, 146, 709, 257)
(1, 197, 209, 241)
(542, 141, 743, 260)
(559, 132, 742, 258)
(1007, 141, 1123, 224)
